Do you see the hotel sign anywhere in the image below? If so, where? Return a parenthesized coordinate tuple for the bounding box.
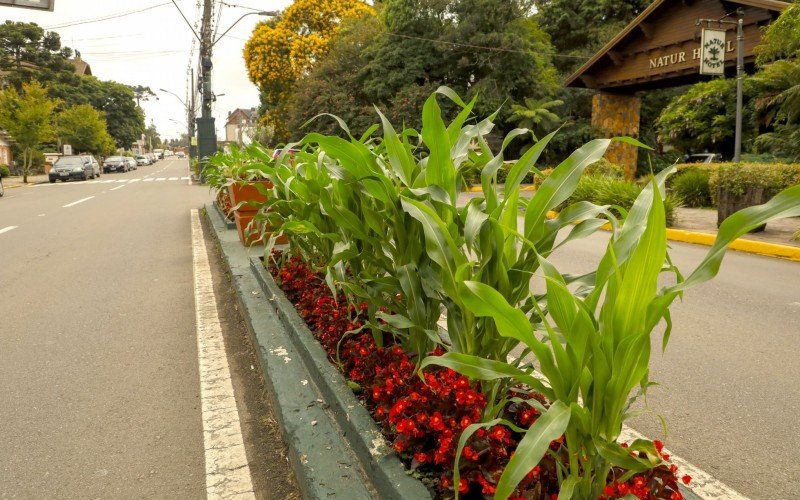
(700, 28, 727, 75)
(648, 38, 734, 70)
(0, 0, 54, 11)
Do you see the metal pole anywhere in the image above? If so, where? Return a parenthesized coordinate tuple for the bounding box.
(734, 17, 744, 163)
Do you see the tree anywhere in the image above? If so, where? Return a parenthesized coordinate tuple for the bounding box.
(129, 85, 157, 107)
(656, 78, 754, 156)
(0, 21, 75, 90)
(56, 104, 112, 155)
(50, 76, 146, 149)
(143, 123, 162, 151)
(509, 97, 564, 140)
(0, 82, 57, 182)
(244, 0, 375, 140)
(755, 3, 800, 65)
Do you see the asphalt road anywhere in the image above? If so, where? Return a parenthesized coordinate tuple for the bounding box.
(1, 167, 797, 499)
(0, 159, 209, 497)
(546, 231, 800, 499)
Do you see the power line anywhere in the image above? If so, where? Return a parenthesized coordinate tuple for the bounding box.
(219, 1, 261, 12)
(386, 32, 593, 60)
(44, 2, 172, 30)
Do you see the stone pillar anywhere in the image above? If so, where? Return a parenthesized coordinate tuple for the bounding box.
(591, 91, 641, 180)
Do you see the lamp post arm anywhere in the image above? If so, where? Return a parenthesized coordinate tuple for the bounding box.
(212, 11, 279, 48)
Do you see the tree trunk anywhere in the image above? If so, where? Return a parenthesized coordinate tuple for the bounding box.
(717, 186, 768, 232)
(22, 148, 29, 184)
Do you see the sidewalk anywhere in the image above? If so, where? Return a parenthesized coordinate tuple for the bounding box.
(673, 207, 800, 248)
(2, 174, 49, 188)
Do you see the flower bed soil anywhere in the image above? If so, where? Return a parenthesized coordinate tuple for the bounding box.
(268, 252, 691, 500)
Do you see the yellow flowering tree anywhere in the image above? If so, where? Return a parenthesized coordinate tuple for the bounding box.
(244, 0, 374, 140)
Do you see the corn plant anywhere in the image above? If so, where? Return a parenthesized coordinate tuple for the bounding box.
(422, 169, 800, 498)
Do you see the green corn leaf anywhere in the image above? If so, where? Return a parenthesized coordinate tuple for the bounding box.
(495, 401, 571, 500)
(421, 92, 456, 203)
(504, 130, 556, 194)
(452, 418, 504, 499)
(375, 311, 416, 329)
(524, 139, 611, 244)
(558, 475, 579, 500)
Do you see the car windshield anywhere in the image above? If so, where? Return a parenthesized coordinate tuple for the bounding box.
(55, 157, 84, 167)
(107, 156, 124, 162)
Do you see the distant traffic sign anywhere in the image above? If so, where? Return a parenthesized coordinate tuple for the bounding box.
(0, 0, 54, 11)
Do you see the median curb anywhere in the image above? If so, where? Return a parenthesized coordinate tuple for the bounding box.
(203, 203, 431, 500)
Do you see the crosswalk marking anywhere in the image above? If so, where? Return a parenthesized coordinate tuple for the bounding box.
(143, 178, 154, 182)
(168, 177, 178, 181)
(156, 178, 166, 181)
(36, 176, 191, 186)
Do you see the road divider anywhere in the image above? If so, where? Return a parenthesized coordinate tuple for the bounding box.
(62, 196, 94, 208)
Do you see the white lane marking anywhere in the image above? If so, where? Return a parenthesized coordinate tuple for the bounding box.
(101, 180, 115, 184)
(507, 351, 747, 499)
(168, 177, 178, 181)
(143, 178, 154, 182)
(190, 210, 256, 499)
(37, 214, 45, 217)
(156, 178, 166, 181)
(110, 184, 125, 191)
(63, 196, 94, 208)
(618, 427, 747, 499)
(129, 179, 140, 183)
(115, 179, 127, 183)
(0, 226, 18, 235)
(181, 176, 190, 180)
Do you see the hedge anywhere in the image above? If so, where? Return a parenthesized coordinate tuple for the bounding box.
(708, 163, 800, 205)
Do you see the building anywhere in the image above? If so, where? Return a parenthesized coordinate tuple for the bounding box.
(0, 131, 12, 167)
(70, 51, 93, 76)
(224, 108, 258, 146)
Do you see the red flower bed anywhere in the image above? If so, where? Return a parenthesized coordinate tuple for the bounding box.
(269, 253, 689, 499)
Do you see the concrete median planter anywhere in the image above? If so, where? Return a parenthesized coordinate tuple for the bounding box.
(249, 256, 432, 499)
(204, 203, 430, 499)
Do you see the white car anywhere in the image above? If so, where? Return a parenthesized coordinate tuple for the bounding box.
(135, 155, 149, 166)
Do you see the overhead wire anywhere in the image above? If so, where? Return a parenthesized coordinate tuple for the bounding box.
(44, 2, 172, 30)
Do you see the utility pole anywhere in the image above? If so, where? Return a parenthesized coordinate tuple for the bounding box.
(734, 17, 744, 163)
(196, 0, 217, 176)
(189, 67, 197, 160)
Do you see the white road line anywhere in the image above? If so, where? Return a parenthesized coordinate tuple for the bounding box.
(115, 179, 127, 183)
(101, 180, 115, 184)
(63, 196, 94, 208)
(156, 178, 166, 181)
(181, 176, 190, 180)
(110, 185, 125, 191)
(143, 178, 154, 182)
(168, 177, 178, 181)
(506, 351, 748, 500)
(0, 226, 18, 235)
(190, 210, 256, 500)
(128, 179, 140, 183)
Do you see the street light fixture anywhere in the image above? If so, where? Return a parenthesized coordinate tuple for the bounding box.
(159, 88, 198, 160)
(212, 11, 279, 48)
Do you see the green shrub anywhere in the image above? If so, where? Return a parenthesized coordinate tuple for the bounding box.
(709, 163, 800, 205)
(0, 164, 9, 178)
(672, 168, 712, 207)
(568, 175, 681, 225)
(584, 158, 624, 179)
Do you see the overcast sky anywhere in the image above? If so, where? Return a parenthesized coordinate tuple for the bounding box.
(2, 0, 292, 142)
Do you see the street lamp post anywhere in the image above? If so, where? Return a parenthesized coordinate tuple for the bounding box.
(196, 8, 278, 180)
(159, 88, 197, 160)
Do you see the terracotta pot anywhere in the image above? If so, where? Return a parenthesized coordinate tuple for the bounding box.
(228, 180, 273, 213)
(233, 211, 288, 246)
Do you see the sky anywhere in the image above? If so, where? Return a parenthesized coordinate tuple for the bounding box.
(2, 0, 292, 142)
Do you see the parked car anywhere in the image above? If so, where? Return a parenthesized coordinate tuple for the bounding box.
(103, 156, 129, 173)
(153, 149, 164, 159)
(135, 155, 150, 166)
(81, 155, 101, 178)
(684, 153, 723, 164)
(49, 155, 95, 182)
(125, 157, 137, 170)
(148, 153, 157, 163)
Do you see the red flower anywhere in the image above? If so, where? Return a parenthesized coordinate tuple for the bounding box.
(654, 439, 664, 454)
(413, 452, 427, 463)
(682, 475, 692, 485)
(671, 492, 684, 500)
(458, 478, 469, 494)
(462, 446, 479, 461)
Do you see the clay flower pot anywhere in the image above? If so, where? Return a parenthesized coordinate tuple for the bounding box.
(227, 180, 273, 213)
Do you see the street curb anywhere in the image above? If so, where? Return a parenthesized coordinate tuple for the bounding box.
(212, 200, 236, 230)
(665, 227, 800, 262)
(543, 211, 800, 263)
(203, 204, 431, 500)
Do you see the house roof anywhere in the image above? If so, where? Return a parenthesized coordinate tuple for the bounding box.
(565, 0, 789, 88)
(71, 56, 92, 76)
(226, 108, 258, 126)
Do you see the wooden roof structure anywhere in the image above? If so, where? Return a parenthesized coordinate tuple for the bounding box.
(566, 0, 789, 92)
